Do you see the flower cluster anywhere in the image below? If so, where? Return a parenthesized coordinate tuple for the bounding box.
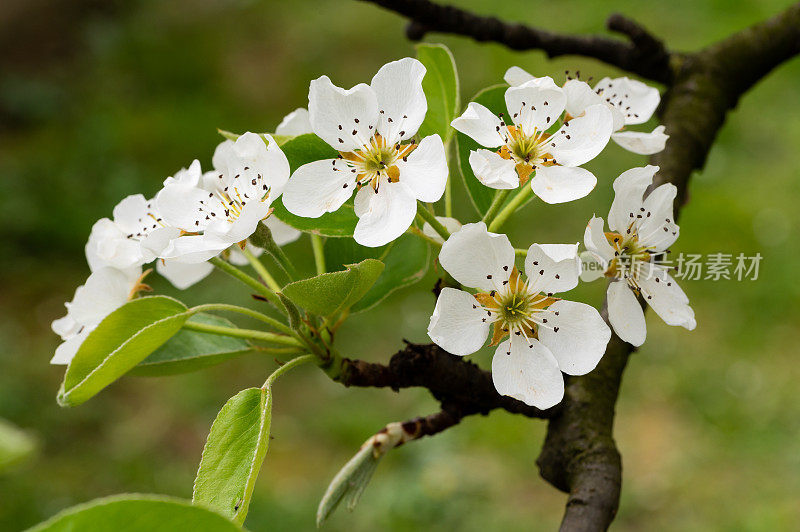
(52, 56, 694, 411)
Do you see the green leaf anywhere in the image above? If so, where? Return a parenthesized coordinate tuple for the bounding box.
(316, 444, 381, 527)
(271, 133, 358, 237)
(455, 84, 508, 215)
(57, 296, 189, 407)
(0, 418, 37, 473)
(325, 234, 429, 313)
(193, 388, 271, 526)
(281, 259, 385, 317)
(27, 494, 245, 531)
(416, 43, 460, 142)
(130, 314, 251, 377)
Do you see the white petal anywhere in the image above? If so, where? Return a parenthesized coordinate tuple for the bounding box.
(215, 132, 291, 200)
(371, 57, 427, 143)
(537, 299, 611, 375)
(308, 76, 379, 152)
(468, 149, 519, 190)
(227, 242, 264, 266)
(157, 259, 213, 290)
(607, 281, 647, 346)
(595, 77, 660, 125)
(503, 66, 535, 86)
(611, 125, 668, 155)
(52, 314, 80, 339)
(531, 165, 597, 204)
(637, 264, 696, 329)
(51, 330, 90, 365)
(139, 226, 181, 262)
(637, 183, 679, 251)
(70, 267, 136, 326)
(504, 80, 566, 136)
(549, 104, 613, 167)
(563, 79, 625, 130)
(353, 178, 417, 247)
(262, 216, 301, 246)
(491, 336, 564, 409)
(85, 218, 142, 271)
(155, 184, 210, 231)
(428, 287, 492, 356)
(163, 159, 203, 187)
(524, 243, 581, 295)
(583, 216, 615, 264)
(160, 234, 224, 264)
(451, 102, 506, 148)
(204, 201, 271, 248)
(608, 165, 658, 233)
(438, 222, 515, 292)
(579, 251, 607, 283)
(422, 216, 462, 243)
(398, 134, 448, 202)
(282, 159, 354, 218)
(275, 108, 313, 136)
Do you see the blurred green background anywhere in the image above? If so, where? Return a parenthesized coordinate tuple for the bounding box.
(1, 0, 799, 530)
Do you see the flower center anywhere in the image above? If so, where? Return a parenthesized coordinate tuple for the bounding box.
(337, 134, 417, 192)
(496, 125, 555, 185)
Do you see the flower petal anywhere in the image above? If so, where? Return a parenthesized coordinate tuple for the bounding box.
(503, 66, 535, 86)
(422, 216, 463, 243)
(595, 77, 660, 125)
(530, 165, 597, 204)
(637, 182, 679, 251)
(607, 280, 647, 346)
(398, 134, 448, 202)
(283, 159, 355, 218)
(451, 102, 506, 148)
(608, 165, 658, 233)
(504, 80, 566, 136)
(549, 104, 613, 167)
(428, 287, 492, 356)
(275, 108, 312, 136)
(52, 330, 90, 365)
(468, 149, 519, 190)
(371, 57, 427, 143)
(156, 183, 210, 231)
(563, 79, 625, 131)
(583, 216, 615, 264)
(524, 243, 581, 295)
(160, 234, 225, 264)
(611, 125, 668, 155)
(157, 259, 214, 290)
(85, 218, 142, 271)
(353, 178, 417, 247)
(69, 267, 137, 326)
(308, 76, 379, 152)
(537, 299, 611, 375)
(263, 216, 301, 246)
(438, 222, 515, 292)
(637, 263, 696, 329)
(491, 336, 564, 409)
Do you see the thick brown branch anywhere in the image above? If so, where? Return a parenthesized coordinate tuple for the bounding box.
(358, 0, 672, 83)
(333, 341, 558, 419)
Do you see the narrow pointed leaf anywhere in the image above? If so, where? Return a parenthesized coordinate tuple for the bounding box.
(316, 444, 381, 527)
(57, 296, 188, 407)
(416, 43, 460, 142)
(193, 387, 272, 525)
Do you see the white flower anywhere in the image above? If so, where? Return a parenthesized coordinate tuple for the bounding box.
(583, 165, 695, 346)
(51, 267, 142, 365)
(227, 217, 301, 266)
(156, 132, 290, 262)
(282, 58, 449, 247)
(85, 194, 179, 271)
(427, 222, 611, 409)
(452, 75, 613, 204)
(421, 216, 462, 244)
(505, 67, 668, 155)
(276, 108, 313, 136)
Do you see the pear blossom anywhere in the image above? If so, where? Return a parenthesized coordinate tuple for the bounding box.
(282, 58, 449, 247)
(227, 217, 302, 266)
(276, 108, 313, 136)
(427, 223, 611, 409)
(505, 67, 668, 155)
(451, 76, 613, 204)
(51, 267, 143, 365)
(583, 165, 695, 346)
(156, 132, 290, 263)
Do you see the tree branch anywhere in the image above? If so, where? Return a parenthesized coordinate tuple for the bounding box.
(357, 0, 672, 83)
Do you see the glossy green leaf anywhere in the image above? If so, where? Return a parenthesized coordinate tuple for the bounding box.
(271, 133, 358, 237)
(281, 259, 384, 317)
(57, 296, 188, 407)
(455, 84, 509, 215)
(324, 234, 429, 313)
(28, 494, 244, 532)
(0, 418, 37, 472)
(130, 314, 251, 377)
(193, 388, 271, 525)
(416, 43, 459, 142)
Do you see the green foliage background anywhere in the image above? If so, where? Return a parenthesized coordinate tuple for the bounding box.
(1, 0, 798, 529)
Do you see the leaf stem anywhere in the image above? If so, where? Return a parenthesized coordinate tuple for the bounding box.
(416, 203, 450, 241)
(310, 234, 326, 275)
(209, 257, 283, 308)
(481, 189, 512, 225)
(406, 226, 443, 247)
(263, 354, 316, 389)
(182, 321, 303, 347)
(487, 185, 534, 232)
(514, 248, 528, 257)
(188, 303, 295, 336)
(241, 247, 282, 292)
